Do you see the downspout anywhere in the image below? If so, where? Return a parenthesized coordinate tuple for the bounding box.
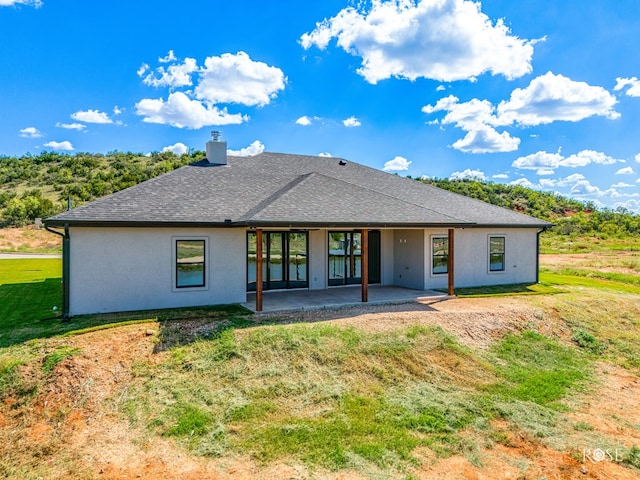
(536, 227, 546, 284)
(44, 224, 70, 322)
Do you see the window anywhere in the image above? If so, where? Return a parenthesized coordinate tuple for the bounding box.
(176, 239, 205, 288)
(432, 236, 448, 274)
(489, 236, 505, 272)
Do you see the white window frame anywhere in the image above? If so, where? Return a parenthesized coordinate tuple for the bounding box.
(488, 235, 506, 274)
(430, 235, 449, 276)
(172, 236, 209, 292)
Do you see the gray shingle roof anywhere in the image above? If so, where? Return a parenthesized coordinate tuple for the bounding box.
(45, 152, 551, 228)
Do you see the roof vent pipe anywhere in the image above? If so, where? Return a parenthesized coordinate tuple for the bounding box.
(206, 130, 227, 165)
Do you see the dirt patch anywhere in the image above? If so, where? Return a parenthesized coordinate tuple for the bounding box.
(1, 300, 639, 479)
(0, 226, 60, 252)
(541, 252, 640, 277)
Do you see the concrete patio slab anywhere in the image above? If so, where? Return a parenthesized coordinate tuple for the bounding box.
(243, 285, 449, 314)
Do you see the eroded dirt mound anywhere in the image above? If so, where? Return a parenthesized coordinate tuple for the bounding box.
(1, 300, 639, 479)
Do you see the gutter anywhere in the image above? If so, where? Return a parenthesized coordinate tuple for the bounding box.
(44, 224, 70, 322)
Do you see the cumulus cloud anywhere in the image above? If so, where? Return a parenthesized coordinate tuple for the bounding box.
(343, 116, 361, 127)
(300, 0, 535, 83)
(496, 72, 619, 125)
(135, 92, 247, 129)
(0, 0, 42, 7)
(451, 126, 520, 153)
(228, 140, 265, 157)
(450, 168, 486, 180)
(296, 115, 313, 126)
(158, 50, 177, 63)
(71, 109, 113, 124)
(44, 140, 74, 151)
(56, 122, 86, 131)
(318, 152, 332, 157)
(611, 182, 634, 188)
(509, 177, 536, 188)
(615, 166, 635, 175)
(492, 173, 509, 179)
(614, 77, 640, 97)
(19, 126, 43, 138)
(195, 52, 286, 107)
(141, 57, 198, 88)
(383, 156, 411, 171)
(161, 142, 189, 156)
(512, 149, 623, 175)
(635, 153, 640, 163)
(135, 51, 285, 129)
(423, 72, 619, 153)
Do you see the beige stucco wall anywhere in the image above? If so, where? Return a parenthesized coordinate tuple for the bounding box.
(423, 227, 539, 289)
(68, 227, 246, 315)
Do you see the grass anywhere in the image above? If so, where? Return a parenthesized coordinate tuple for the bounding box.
(2, 249, 640, 477)
(122, 323, 590, 473)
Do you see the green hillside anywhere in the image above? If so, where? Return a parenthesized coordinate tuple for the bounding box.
(1, 152, 639, 239)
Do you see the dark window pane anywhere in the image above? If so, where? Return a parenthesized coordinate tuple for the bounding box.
(489, 253, 504, 271)
(490, 237, 505, 254)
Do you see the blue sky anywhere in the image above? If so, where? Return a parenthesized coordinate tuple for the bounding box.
(2, 0, 640, 212)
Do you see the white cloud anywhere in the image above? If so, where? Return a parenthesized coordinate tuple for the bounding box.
(135, 92, 247, 129)
(383, 156, 411, 172)
(511, 151, 562, 173)
(228, 140, 265, 157)
(512, 149, 623, 174)
(509, 177, 535, 188)
(158, 50, 177, 63)
(497, 72, 619, 125)
(300, 0, 535, 84)
(195, 52, 286, 107)
(296, 115, 313, 126)
(43, 140, 74, 151)
(136, 51, 286, 129)
(343, 116, 361, 127)
(611, 182, 634, 188)
(19, 126, 43, 138)
(318, 152, 332, 157)
(56, 122, 86, 131)
(113, 105, 123, 115)
(613, 199, 640, 214)
(161, 142, 189, 156)
(0, 0, 42, 7)
(71, 109, 113, 124)
(451, 125, 520, 153)
(570, 179, 602, 195)
(436, 85, 446, 92)
(142, 57, 198, 88)
(450, 168, 486, 180)
(614, 77, 640, 97)
(560, 149, 620, 167)
(137, 63, 149, 77)
(635, 153, 640, 163)
(424, 72, 619, 153)
(492, 173, 509, 179)
(615, 166, 636, 175)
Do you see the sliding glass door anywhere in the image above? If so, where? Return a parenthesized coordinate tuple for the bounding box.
(247, 231, 308, 291)
(328, 231, 380, 286)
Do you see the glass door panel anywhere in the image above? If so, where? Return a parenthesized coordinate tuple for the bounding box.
(288, 232, 308, 288)
(329, 232, 346, 285)
(347, 232, 362, 284)
(268, 233, 285, 289)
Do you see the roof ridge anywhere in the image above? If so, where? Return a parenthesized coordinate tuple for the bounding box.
(310, 171, 472, 224)
(239, 172, 314, 221)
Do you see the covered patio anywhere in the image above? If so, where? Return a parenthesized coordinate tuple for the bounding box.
(243, 285, 449, 314)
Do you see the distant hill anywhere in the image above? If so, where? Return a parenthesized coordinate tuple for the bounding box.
(1, 152, 638, 237)
(419, 177, 640, 238)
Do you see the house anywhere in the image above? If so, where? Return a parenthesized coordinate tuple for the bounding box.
(44, 134, 551, 318)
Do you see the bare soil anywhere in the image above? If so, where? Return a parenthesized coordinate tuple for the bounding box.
(0, 226, 60, 252)
(1, 299, 639, 479)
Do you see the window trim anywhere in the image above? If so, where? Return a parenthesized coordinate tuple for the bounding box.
(430, 235, 449, 276)
(172, 236, 209, 291)
(488, 235, 506, 273)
